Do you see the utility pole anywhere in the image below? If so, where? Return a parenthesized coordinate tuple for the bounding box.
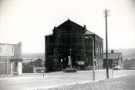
(105, 9, 109, 79)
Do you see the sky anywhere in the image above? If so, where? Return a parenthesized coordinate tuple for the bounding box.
(0, 0, 135, 54)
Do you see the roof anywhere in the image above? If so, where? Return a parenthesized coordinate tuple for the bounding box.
(57, 19, 84, 30)
(84, 30, 94, 35)
(0, 43, 16, 45)
(0, 42, 21, 45)
(10, 57, 23, 62)
(52, 19, 103, 39)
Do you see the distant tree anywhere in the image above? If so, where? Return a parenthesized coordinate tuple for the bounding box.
(33, 58, 43, 67)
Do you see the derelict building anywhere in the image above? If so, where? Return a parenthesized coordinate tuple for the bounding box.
(45, 20, 103, 72)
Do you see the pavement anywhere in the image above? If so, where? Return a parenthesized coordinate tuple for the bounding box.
(0, 70, 135, 90)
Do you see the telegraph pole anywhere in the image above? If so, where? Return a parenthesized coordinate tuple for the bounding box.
(105, 9, 109, 79)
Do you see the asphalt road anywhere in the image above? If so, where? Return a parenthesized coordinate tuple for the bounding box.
(0, 70, 135, 90)
(51, 75, 135, 90)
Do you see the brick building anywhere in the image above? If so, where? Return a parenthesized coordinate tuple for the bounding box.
(45, 20, 103, 72)
(103, 50, 123, 68)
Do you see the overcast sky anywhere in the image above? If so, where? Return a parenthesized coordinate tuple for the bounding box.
(0, 0, 135, 54)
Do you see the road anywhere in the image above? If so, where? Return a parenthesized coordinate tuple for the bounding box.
(0, 70, 135, 90)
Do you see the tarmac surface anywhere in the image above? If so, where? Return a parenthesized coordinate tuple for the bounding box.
(49, 75, 135, 90)
(0, 70, 135, 90)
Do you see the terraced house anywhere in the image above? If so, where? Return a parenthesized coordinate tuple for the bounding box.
(45, 20, 103, 72)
